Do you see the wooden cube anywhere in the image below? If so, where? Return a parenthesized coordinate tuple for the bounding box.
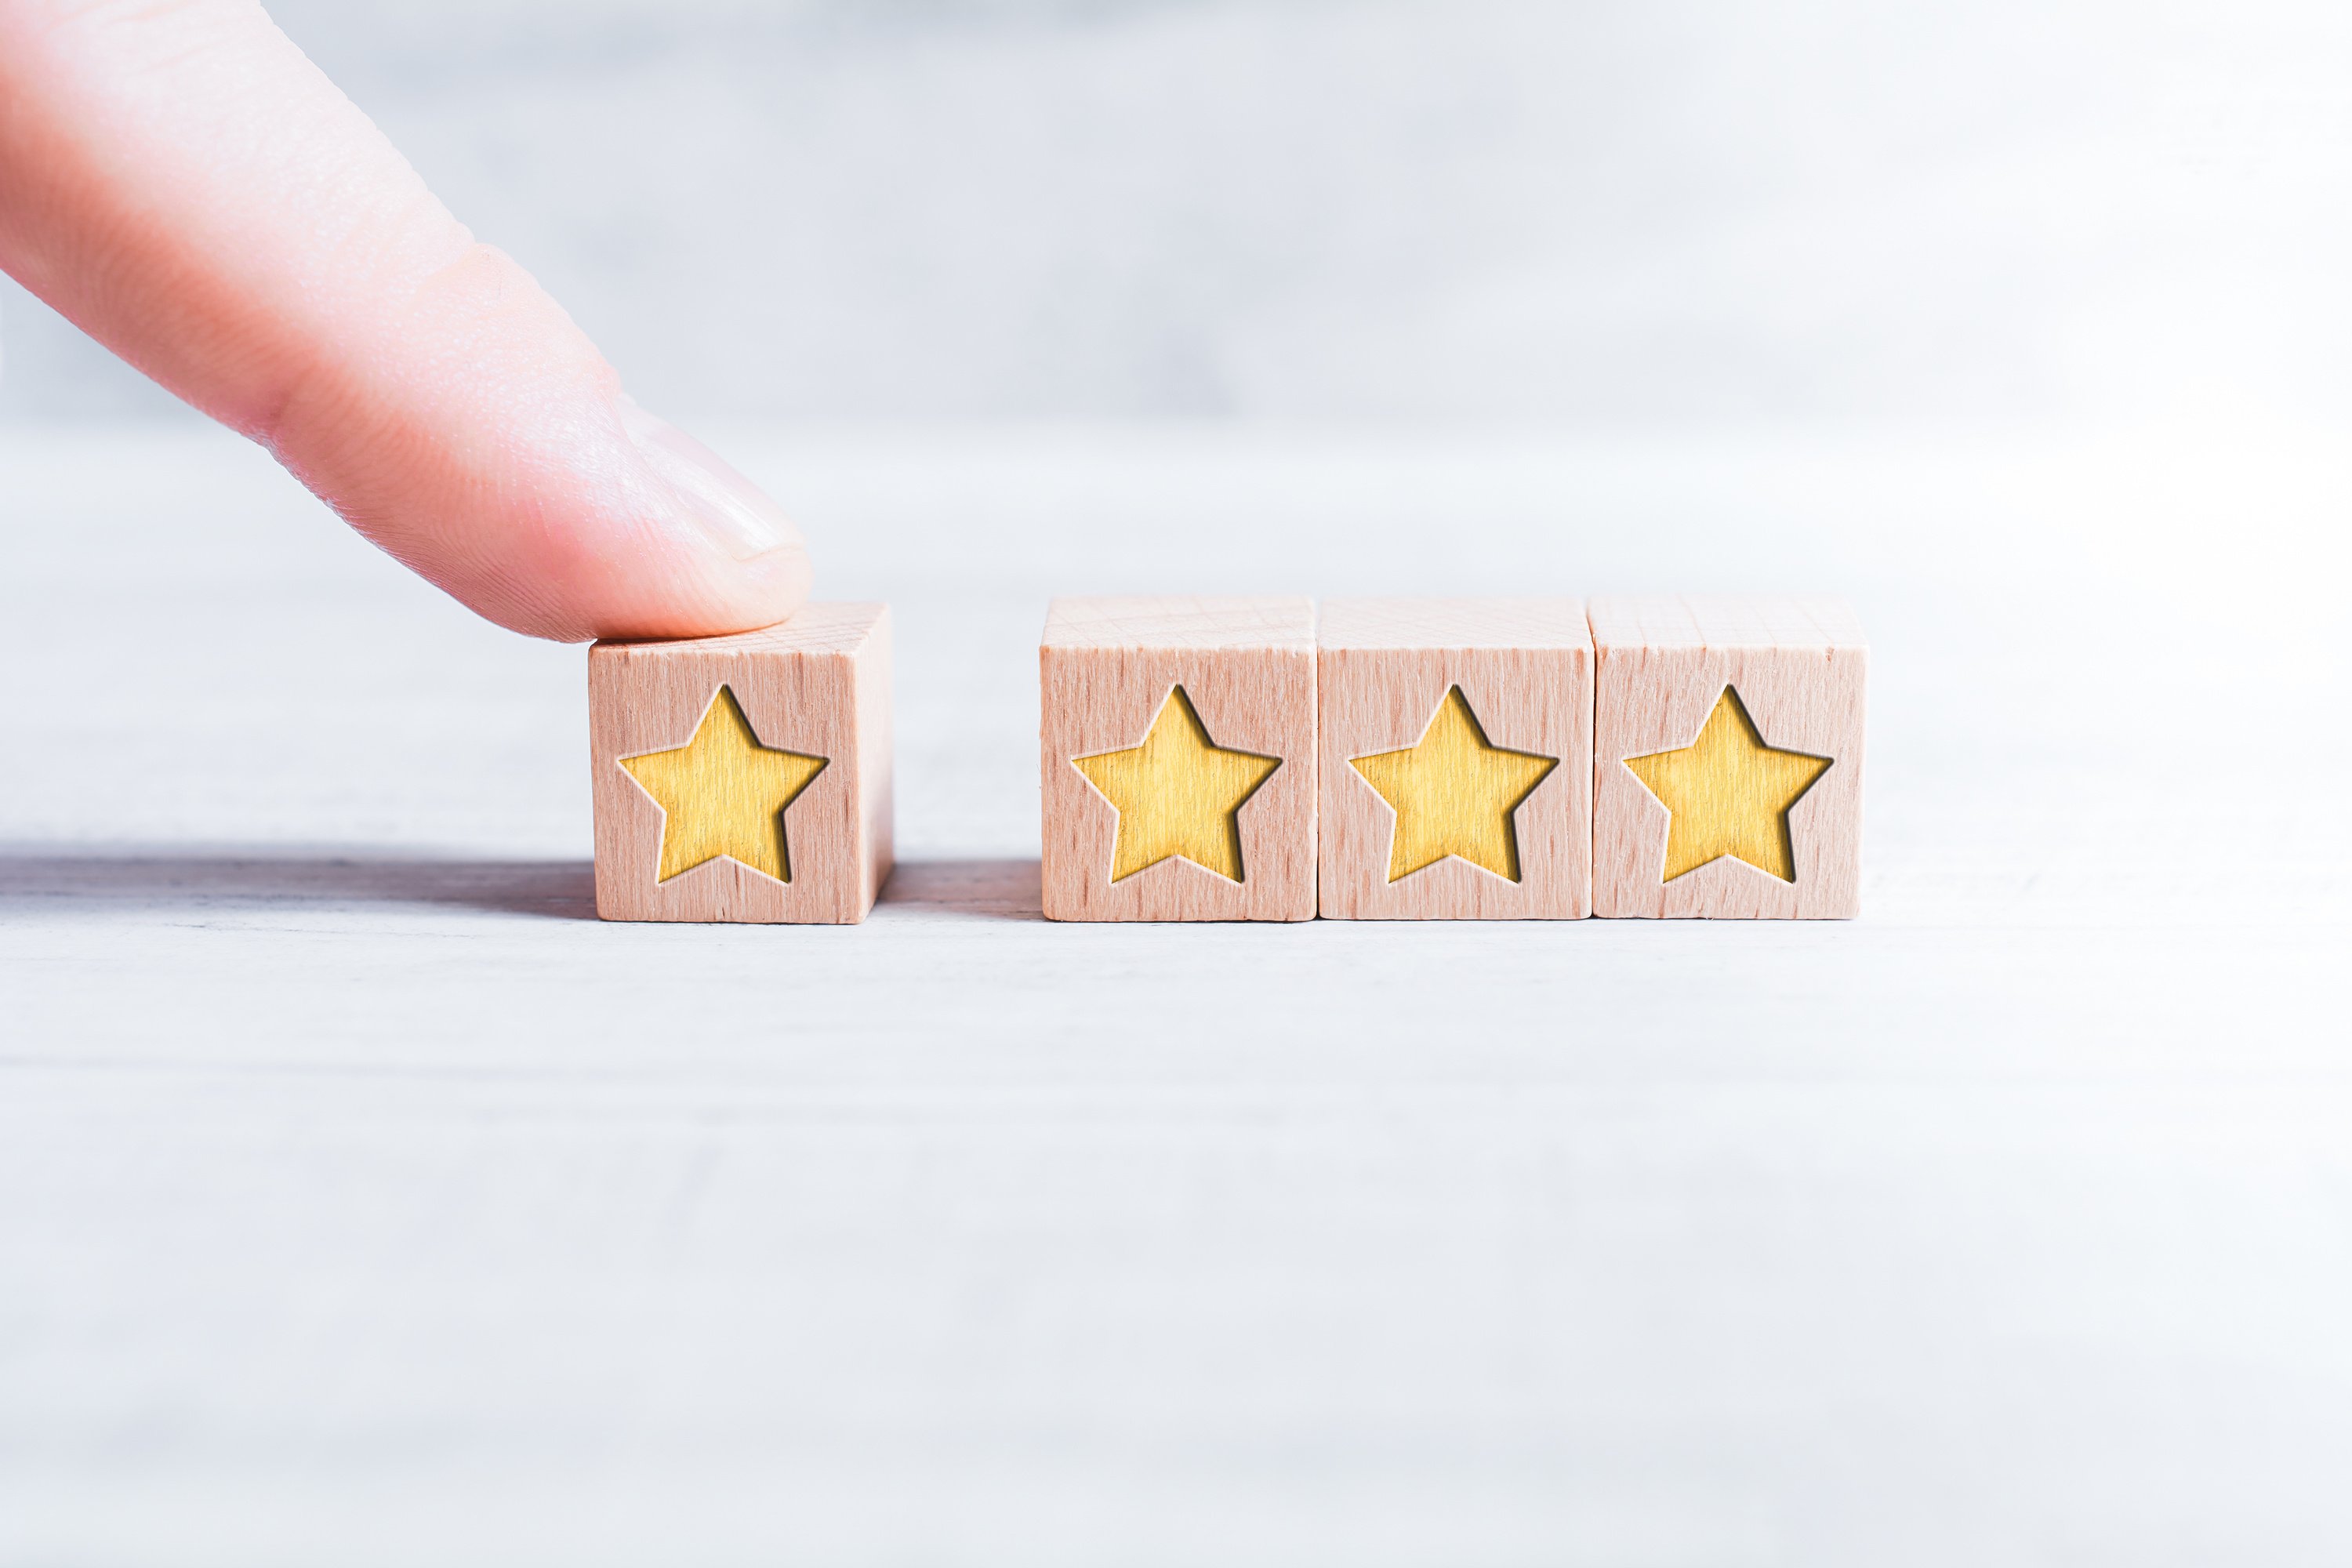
(1590, 597, 1865, 919)
(1317, 598, 1592, 920)
(1040, 597, 1316, 921)
(589, 603, 893, 923)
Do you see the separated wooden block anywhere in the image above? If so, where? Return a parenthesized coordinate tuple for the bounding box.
(590, 603, 892, 923)
(1041, 597, 1316, 921)
(1589, 596, 1865, 919)
(1317, 597, 1592, 920)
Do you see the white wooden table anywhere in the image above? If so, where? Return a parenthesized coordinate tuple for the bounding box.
(2, 424, 2344, 1564)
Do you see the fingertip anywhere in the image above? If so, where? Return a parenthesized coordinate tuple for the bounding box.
(572, 528, 816, 645)
(263, 249, 815, 644)
(539, 401, 816, 644)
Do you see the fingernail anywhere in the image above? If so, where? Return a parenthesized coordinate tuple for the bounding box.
(618, 395, 795, 561)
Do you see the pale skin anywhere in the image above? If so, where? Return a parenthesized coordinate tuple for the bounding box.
(0, 0, 810, 642)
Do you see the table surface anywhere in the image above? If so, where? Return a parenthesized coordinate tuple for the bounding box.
(2, 423, 2344, 1565)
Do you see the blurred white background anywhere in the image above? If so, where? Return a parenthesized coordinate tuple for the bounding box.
(5, 0, 2348, 430)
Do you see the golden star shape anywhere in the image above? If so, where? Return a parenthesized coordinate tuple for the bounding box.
(1624, 685, 1831, 884)
(619, 685, 828, 884)
(1073, 685, 1280, 884)
(1349, 685, 1558, 884)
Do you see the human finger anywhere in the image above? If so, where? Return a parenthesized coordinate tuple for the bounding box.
(0, 0, 809, 641)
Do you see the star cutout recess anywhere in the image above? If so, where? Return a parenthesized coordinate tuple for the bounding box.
(1624, 685, 1831, 884)
(619, 685, 828, 884)
(1073, 685, 1280, 884)
(1350, 685, 1558, 884)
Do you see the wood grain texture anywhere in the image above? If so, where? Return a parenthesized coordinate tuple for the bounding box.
(1041, 597, 1316, 921)
(1318, 597, 1592, 920)
(18, 430, 2352, 1566)
(1589, 596, 1864, 918)
(590, 603, 893, 922)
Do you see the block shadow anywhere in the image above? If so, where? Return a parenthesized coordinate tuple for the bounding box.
(877, 858, 1044, 921)
(0, 844, 598, 920)
(0, 846, 1047, 924)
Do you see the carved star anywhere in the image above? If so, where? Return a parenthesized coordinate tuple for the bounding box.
(619, 685, 828, 884)
(1073, 685, 1280, 884)
(1349, 685, 1558, 883)
(1624, 685, 1831, 883)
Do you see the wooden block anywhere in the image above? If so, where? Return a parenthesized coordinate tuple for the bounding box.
(1040, 597, 1316, 921)
(1317, 598, 1592, 920)
(1589, 596, 1865, 919)
(589, 604, 892, 923)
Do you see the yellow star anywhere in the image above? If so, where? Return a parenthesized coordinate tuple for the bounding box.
(1624, 686, 1831, 884)
(1073, 685, 1281, 884)
(1349, 686, 1558, 884)
(619, 685, 828, 884)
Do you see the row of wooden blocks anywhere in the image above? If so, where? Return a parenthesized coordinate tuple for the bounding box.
(587, 596, 1866, 924)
